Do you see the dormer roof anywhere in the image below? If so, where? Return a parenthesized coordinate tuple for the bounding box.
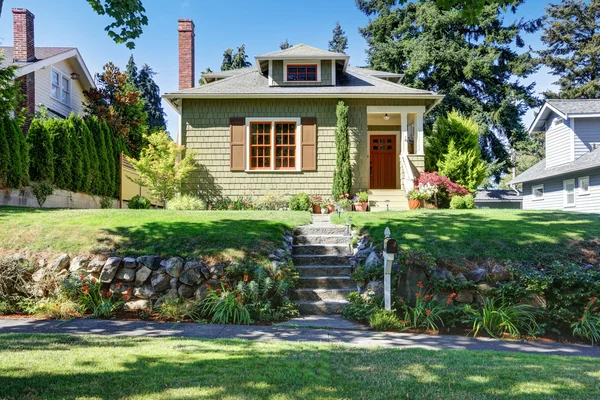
(255, 44, 350, 73)
(529, 99, 600, 133)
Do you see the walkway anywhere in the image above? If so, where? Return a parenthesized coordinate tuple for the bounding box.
(1, 317, 598, 358)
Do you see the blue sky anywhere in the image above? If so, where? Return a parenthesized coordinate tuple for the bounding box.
(0, 0, 556, 139)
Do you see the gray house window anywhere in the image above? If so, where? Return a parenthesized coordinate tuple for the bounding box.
(532, 184, 544, 200)
(564, 179, 575, 207)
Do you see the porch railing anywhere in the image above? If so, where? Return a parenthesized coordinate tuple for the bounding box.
(400, 154, 415, 191)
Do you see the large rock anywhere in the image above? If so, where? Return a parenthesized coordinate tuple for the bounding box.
(466, 268, 488, 283)
(455, 273, 467, 283)
(164, 257, 184, 278)
(209, 265, 224, 278)
(455, 290, 474, 304)
(87, 255, 108, 273)
(123, 257, 137, 269)
(151, 273, 171, 293)
(476, 282, 495, 292)
(355, 248, 374, 262)
(434, 291, 454, 305)
(116, 268, 136, 282)
(433, 267, 452, 281)
(99, 257, 122, 283)
(490, 264, 510, 282)
(178, 284, 195, 298)
(194, 285, 210, 300)
(136, 256, 162, 271)
(396, 265, 427, 306)
(170, 277, 180, 289)
(49, 254, 71, 272)
(365, 252, 382, 271)
(135, 266, 152, 286)
(124, 299, 152, 312)
(133, 284, 155, 299)
(69, 256, 90, 272)
(356, 236, 370, 251)
(166, 288, 179, 299)
(180, 261, 205, 285)
(32, 267, 47, 283)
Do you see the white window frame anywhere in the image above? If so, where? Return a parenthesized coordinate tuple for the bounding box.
(532, 184, 544, 201)
(51, 68, 71, 106)
(245, 117, 302, 172)
(578, 176, 590, 196)
(283, 60, 321, 83)
(564, 178, 575, 207)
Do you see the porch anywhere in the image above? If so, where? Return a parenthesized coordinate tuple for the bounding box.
(365, 106, 425, 211)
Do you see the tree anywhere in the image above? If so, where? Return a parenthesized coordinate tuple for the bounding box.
(280, 39, 292, 50)
(0, 49, 20, 118)
(26, 119, 54, 183)
(46, 119, 72, 190)
(0, 118, 10, 188)
(9, 118, 29, 186)
(357, 0, 541, 179)
(126, 131, 197, 207)
(137, 64, 167, 131)
(435, 0, 519, 22)
(221, 49, 234, 71)
(86, 116, 110, 196)
(102, 121, 117, 197)
(73, 117, 93, 193)
(538, 0, 600, 99)
(332, 101, 352, 197)
(438, 141, 487, 191)
(67, 115, 84, 192)
(3, 118, 21, 188)
(83, 62, 147, 158)
(81, 119, 100, 194)
(328, 22, 348, 54)
(125, 54, 138, 87)
(232, 45, 252, 70)
(499, 130, 545, 188)
(85, 0, 148, 49)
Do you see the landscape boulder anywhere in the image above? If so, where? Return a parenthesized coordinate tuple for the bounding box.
(100, 257, 122, 283)
(366, 280, 384, 296)
(365, 252, 382, 271)
(69, 256, 90, 272)
(87, 255, 108, 273)
(123, 299, 152, 312)
(178, 284, 195, 298)
(115, 268, 136, 282)
(396, 265, 427, 306)
(455, 273, 467, 283)
(151, 273, 171, 293)
(135, 266, 152, 287)
(455, 290, 474, 304)
(136, 256, 162, 270)
(490, 264, 510, 282)
(180, 261, 205, 285)
(433, 267, 452, 281)
(49, 254, 71, 272)
(165, 257, 184, 278)
(466, 268, 488, 283)
(133, 284, 155, 299)
(123, 257, 137, 269)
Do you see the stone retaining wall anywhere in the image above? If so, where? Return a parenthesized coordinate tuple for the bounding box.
(1, 187, 119, 209)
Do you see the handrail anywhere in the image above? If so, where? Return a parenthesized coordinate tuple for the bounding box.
(400, 154, 415, 191)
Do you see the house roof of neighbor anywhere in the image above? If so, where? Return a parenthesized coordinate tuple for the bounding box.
(475, 190, 523, 202)
(529, 99, 600, 133)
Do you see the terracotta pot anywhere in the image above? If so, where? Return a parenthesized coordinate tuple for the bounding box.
(353, 202, 368, 212)
(327, 205, 336, 213)
(311, 203, 322, 214)
(408, 198, 421, 210)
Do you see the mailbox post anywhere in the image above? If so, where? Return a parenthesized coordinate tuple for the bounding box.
(382, 227, 397, 311)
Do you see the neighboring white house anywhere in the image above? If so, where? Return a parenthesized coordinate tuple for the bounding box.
(0, 8, 94, 129)
(511, 99, 600, 213)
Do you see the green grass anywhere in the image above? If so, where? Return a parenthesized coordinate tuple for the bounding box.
(334, 209, 600, 264)
(0, 207, 311, 261)
(0, 334, 598, 399)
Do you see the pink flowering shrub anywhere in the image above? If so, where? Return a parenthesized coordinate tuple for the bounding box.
(417, 172, 469, 196)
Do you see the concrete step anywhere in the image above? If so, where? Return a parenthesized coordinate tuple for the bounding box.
(370, 204, 409, 212)
(292, 254, 350, 266)
(295, 265, 352, 277)
(292, 244, 351, 256)
(294, 225, 348, 236)
(294, 235, 351, 245)
(311, 215, 331, 224)
(296, 300, 348, 315)
(290, 288, 354, 302)
(297, 276, 356, 289)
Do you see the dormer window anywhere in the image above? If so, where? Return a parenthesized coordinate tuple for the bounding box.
(287, 64, 318, 81)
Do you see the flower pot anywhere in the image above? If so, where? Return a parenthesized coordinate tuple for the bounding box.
(408, 198, 421, 210)
(353, 202, 368, 212)
(321, 208, 328, 214)
(311, 203, 322, 214)
(327, 205, 336, 213)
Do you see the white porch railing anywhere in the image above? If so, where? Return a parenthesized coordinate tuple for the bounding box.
(400, 154, 415, 191)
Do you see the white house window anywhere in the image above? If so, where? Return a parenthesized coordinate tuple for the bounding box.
(564, 179, 575, 207)
(51, 69, 71, 106)
(246, 118, 301, 171)
(532, 184, 544, 200)
(579, 176, 590, 195)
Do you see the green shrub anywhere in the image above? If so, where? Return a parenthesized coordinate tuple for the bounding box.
(87, 116, 110, 196)
(100, 196, 113, 209)
(255, 191, 289, 210)
(27, 118, 54, 183)
(0, 256, 33, 298)
(47, 118, 72, 190)
(64, 275, 123, 318)
(3, 117, 24, 188)
(199, 286, 253, 325)
(463, 194, 475, 209)
(31, 182, 54, 207)
(450, 194, 475, 209)
(167, 194, 206, 210)
(341, 291, 383, 322)
(128, 195, 152, 209)
(289, 192, 312, 211)
(66, 114, 84, 192)
(571, 297, 600, 345)
(370, 309, 406, 332)
(102, 121, 117, 197)
(23, 296, 84, 319)
(0, 117, 10, 188)
(464, 297, 538, 338)
(11, 119, 29, 186)
(154, 297, 203, 322)
(399, 282, 448, 332)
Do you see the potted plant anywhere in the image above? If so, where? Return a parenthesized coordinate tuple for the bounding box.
(325, 198, 336, 214)
(337, 193, 352, 211)
(407, 183, 438, 210)
(407, 190, 423, 210)
(353, 191, 369, 212)
(310, 195, 323, 214)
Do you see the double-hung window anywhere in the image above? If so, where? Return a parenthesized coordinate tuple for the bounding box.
(248, 119, 299, 171)
(51, 69, 71, 106)
(578, 176, 590, 195)
(564, 179, 575, 207)
(51, 70, 60, 101)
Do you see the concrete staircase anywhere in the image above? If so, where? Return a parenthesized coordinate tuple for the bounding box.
(368, 189, 408, 211)
(291, 214, 354, 315)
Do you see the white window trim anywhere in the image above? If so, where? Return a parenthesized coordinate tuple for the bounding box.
(532, 184, 544, 201)
(578, 176, 590, 196)
(245, 117, 302, 172)
(283, 60, 321, 83)
(51, 68, 71, 107)
(563, 178, 575, 207)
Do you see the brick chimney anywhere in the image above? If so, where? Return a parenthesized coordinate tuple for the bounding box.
(13, 8, 36, 62)
(178, 19, 195, 90)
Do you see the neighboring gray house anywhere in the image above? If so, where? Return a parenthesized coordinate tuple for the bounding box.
(511, 99, 600, 212)
(474, 190, 522, 209)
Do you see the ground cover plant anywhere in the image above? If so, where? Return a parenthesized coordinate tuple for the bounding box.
(333, 209, 600, 265)
(0, 334, 598, 399)
(0, 207, 310, 262)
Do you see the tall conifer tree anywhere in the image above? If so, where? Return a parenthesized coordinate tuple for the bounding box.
(27, 119, 54, 183)
(328, 22, 348, 54)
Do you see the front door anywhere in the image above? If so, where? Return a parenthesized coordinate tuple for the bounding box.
(370, 135, 396, 189)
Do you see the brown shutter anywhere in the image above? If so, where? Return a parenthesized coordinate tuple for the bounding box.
(301, 117, 317, 171)
(230, 117, 245, 171)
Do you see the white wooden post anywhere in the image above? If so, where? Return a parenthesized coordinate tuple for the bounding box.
(401, 112, 408, 155)
(383, 227, 394, 312)
(416, 112, 424, 155)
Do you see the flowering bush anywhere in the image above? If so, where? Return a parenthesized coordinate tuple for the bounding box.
(417, 172, 469, 196)
(407, 183, 439, 200)
(310, 195, 325, 206)
(336, 193, 352, 207)
(72, 274, 124, 318)
(398, 281, 448, 332)
(572, 297, 600, 345)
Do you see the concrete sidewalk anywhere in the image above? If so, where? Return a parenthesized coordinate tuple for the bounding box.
(1, 317, 598, 358)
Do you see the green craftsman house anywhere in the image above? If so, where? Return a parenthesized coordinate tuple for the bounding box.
(164, 19, 443, 210)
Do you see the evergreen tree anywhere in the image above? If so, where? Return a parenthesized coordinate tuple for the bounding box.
(280, 39, 292, 50)
(232, 45, 252, 69)
(102, 121, 117, 197)
(82, 119, 100, 195)
(137, 64, 167, 131)
(0, 49, 20, 117)
(3, 117, 21, 188)
(538, 0, 600, 99)
(11, 119, 29, 186)
(73, 116, 91, 193)
(328, 22, 348, 54)
(26, 119, 54, 183)
(87, 116, 109, 196)
(125, 54, 139, 86)
(438, 140, 487, 191)
(221, 48, 234, 71)
(47, 119, 72, 190)
(67, 114, 84, 192)
(357, 0, 541, 178)
(332, 101, 352, 197)
(0, 118, 10, 188)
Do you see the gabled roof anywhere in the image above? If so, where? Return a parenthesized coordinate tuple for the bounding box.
(255, 44, 350, 71)
(347, 66, 404, 83)
(529, 99, 600, 133)
(0, 46, 95, 90)
(510, 148, 600, 185)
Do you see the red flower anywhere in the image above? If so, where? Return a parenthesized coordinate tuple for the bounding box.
(116, 282, 123, 289)
(416, 293, 422, 299)
(105, 291, 112, 298)
(425, 310, 431, 316)
(81, 285, 89, 293)
(122, 294, 130, 301)
(416, 281, 424, 289)
(205, 284, 211, 290)
(221, 275, 227, 280)
(79, 274, 84, 281)
(450, 292, 457, 298)
(243, 275, 249, 282)
(590, 297, 598, 303)
(216, 288, 222, 294)
(237, 295, 242, 303)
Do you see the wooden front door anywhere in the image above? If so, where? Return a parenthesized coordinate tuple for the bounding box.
(370, 135, 397, 189)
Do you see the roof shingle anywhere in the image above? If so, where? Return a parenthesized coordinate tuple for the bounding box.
(510, 148, 600, 184)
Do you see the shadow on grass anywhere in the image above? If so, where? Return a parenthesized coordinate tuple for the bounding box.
(340, 210, 600, 265)
(0, 334, 598, 399)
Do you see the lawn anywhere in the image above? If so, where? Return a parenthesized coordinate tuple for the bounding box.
(333, 209, 600, 265)
(0, 207, 311, 261)
(0, 334, 598, 399)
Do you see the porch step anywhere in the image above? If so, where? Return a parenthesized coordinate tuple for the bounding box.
(296, 265, 352, 277)
(292, 244, 351, 256)
(294, 225, 349, 236)
(294, 235, 351, 245)
(296, 300, 349, 315)
(292, 254, 350, 266)
(290, 288, 354, 302)
(297, 276, 356, 289)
